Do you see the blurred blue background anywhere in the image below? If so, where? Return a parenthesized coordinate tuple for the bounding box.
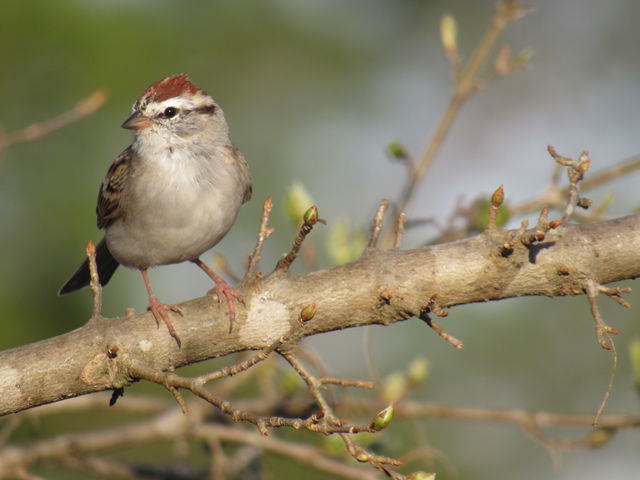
(1, 1, 639, 479)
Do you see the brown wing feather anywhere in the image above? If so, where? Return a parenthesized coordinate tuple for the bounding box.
(226, 144, 252, 204)
(97, 147, 133, 229)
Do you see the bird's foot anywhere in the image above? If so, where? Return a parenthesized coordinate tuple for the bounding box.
(207, 281, 243, 333)
(147, 295, 183, 347)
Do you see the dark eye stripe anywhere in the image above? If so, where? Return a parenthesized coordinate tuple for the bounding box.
(194, 105, 216, 115)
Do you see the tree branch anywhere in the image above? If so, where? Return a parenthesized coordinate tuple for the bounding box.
(1, 214, 638, 416)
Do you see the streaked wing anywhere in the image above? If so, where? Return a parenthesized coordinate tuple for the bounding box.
(97, 146, 133, 229)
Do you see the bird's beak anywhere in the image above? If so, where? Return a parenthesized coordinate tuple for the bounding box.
(121, 113, 152, 130)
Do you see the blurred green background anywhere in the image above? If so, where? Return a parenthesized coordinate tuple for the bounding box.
(1, 0, 639, 479)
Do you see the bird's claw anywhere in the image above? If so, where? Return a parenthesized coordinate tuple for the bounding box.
(147, 295, 182, 347)
(207, 282, 243, 333)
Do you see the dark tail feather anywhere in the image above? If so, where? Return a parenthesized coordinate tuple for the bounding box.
(58, 238, 120, 295)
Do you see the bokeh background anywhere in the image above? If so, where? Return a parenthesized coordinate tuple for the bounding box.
(1, 0, 639, 479)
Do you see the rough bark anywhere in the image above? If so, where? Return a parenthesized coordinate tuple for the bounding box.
(1, 214, 639, 416)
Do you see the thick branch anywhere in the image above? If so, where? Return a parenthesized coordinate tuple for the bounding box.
(1, 214, 639, 416)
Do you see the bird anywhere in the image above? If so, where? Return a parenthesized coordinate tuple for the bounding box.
(59, 74, 252, 346)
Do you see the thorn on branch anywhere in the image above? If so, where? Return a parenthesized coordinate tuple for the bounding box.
(368, 199, 389, 249)
(420, 310, 463, 350)
(521, 206, 562, 246)
(500, 218, 528, 255)
(599, 285, 632, 308)
(393, 212, 406, 249)
(499, 210, 563, 256)
(245, 197, 274, 279)
(275, 205, 325, 272)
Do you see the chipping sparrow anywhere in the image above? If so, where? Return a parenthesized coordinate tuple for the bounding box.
(59, 74, 252, 346)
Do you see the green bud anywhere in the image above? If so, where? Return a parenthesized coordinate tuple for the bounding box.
(355, 450, 372, 462)
(514, 48, 534, 67)
(370, 405, 394, 431)
(440, 14, 458, 56)
(407, 472, 436, 480)
(491, 185, 504, 207)
(577, 158, 591, 174)
(303, 205, 319, 226)
(387, 141, 408, 160)
(587, 428, 616, 448)
(407, 357, 430, 386)
(300, 304, 317, 322)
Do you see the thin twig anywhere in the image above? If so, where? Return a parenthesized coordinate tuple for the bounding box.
(126, 359, 371, 436)
(598, 285, 632, 308)
(511, 154, 640, 217)
(55, 455, 135, 480)
(594, 340, 618, 428)
(280, 353, 403, 473)
(585, 279, 620, 350)
(194, 424, 377, 480)
(396, 0, 529, 214)
(165, 385, 188, 415)
(86, 241, 102, 319)
(275, 205, 323, 272)
(583, 280, 619, 429)
(281, 353, 335, 416)
(420, 313, 463, 350)
(0, 90, 107, 155)
(196, 334, 289, 386)
(320, 378, 374, 389)
(207, 437, 228, 480)
(340, 433, 402, 468)
(393, 212, 406, 249)
(245, 197, 274, 279)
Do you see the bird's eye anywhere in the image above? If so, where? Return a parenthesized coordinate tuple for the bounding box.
(163, 107, 178, 118)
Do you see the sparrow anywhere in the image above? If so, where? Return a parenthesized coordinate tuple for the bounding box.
(59, 74, 252, 346)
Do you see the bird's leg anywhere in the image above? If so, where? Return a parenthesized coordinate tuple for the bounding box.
(141, 269, 182, 347)
(192, 258, 243, 332)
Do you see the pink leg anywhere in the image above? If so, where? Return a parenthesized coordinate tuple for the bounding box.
(141, 269, 182, 347)
(192, 258, 242, 332)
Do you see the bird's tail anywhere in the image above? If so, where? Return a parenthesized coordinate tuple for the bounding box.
(58, 238, 120, 295)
